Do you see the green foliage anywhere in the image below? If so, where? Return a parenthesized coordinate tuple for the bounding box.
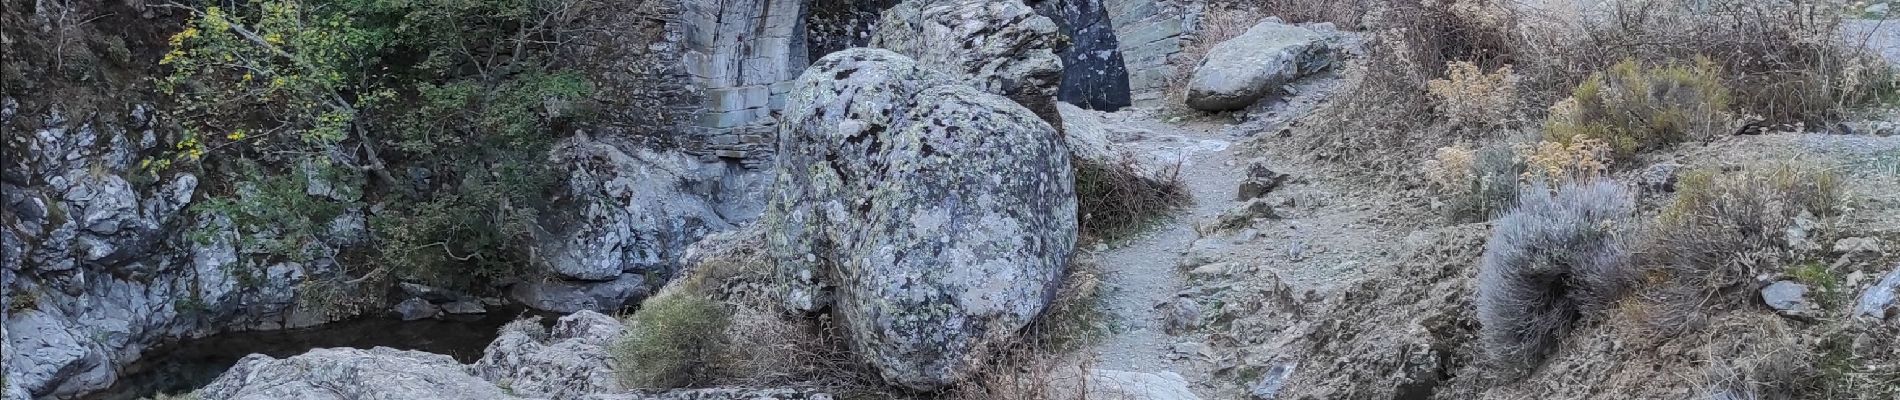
(614, 293, 732, 389)
(159, 0, 596, 292)
(1788, 261, 1845, 310)
(194, 159, 349, 267)
(1545, 58, 1731, 163)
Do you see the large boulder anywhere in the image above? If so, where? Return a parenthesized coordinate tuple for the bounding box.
(1185, 20, 1336, 111)
(764, 48, 1078, 390)
(870, 0, 1066, 128)
(195, 347, 514, 400)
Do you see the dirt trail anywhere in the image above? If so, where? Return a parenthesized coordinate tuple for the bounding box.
(1081, 76, 1350, 382)
(1085, 114, 1237, 373)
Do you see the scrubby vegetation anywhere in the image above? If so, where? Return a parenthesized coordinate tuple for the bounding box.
(150, 0, 607, 298)
(1543, 58, 1732, 162)
(1295, 0, 1891, 179)
(1640, 163, 1843, 321)
(1424, 142, 1523, 221)
(1476, 180, 1635, 373)
(613, 292, 732, 389)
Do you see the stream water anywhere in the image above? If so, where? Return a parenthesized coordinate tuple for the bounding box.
(84, 308, 539, 400)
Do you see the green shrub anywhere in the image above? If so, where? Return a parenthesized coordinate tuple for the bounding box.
(158, 0, 594, 292)
(614, 293, 732, 389)
(1544, 58, 1731, 163)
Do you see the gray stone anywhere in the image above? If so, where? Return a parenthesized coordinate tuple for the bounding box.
(1186, 21, 1334, 111)
(511, 273, 650, 314)
(196, 347, 512, 400)
(1761, 280, 1818, 320)
(1237, 162, 1287, 201)
(441, 300, 487, 315)
(765, 49, 1077, 390)
(528, 135, 746, 304)
(1833, 237, 1882, 256)
(584, 388, 835, 400)
(391, 297, 440, 321)
(472, 311, 623, 398)
(1249, 360, 1297, 399)
(871, 0, 1066, 128)
(1855, 264, 1900, 321)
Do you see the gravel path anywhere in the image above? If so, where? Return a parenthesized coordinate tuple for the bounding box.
(1086, 114, 1236, 372)
(1079, 74, 1348, 382)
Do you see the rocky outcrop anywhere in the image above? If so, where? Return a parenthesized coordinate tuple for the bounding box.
(679, 0, 809, 168)
(1105, 0, 1196, 107)
(870, 0, 1066, 128)
(473, 311, 624, 398)
(1034, 0, 1135, 111)
(196, 347, 514, 400)
(524, 135, 767, 313)
(1185, 19, 1336, 111)
(2, 102, 327, 399)
(765, 48, 1078, 390)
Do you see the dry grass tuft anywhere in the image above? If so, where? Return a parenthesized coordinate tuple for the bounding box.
(1076, 155, 1188, 243)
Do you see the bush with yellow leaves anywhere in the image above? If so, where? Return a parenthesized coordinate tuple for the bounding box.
(1427, 61, 1519, 130)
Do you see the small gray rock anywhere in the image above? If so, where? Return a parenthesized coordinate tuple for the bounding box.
(1855, 264, 1900, 321)
(1249, 360, 1298, 400)
(392, 297, 440, 321)
(1761, 280, 1818, 320)
(1832, 237, 1882, 256)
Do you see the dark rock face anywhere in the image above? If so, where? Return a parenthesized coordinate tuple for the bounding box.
(1033, 0, 1134, 111)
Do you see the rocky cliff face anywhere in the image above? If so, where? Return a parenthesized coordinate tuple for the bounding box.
(2, 99, 340, 399)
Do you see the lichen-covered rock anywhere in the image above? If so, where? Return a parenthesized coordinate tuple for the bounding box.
(765, 48, 1077, 390)
(3, 103, 319, 398)
(1186, 20, 1336, 111)
(472, 311, 624, 398)
(870, 0, 1067, 128)
(195, 347, 513, 400)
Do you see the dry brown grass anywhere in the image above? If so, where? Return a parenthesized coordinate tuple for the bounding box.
(1297, 0, 1891, 180)
(1076, 154, 1188, 243)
